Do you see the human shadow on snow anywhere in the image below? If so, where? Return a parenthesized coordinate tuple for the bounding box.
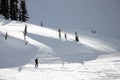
(0, 33, 38, 68)
(27, 33, 110, 64)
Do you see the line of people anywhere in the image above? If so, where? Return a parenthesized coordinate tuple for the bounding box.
(58, 28, 79, 42)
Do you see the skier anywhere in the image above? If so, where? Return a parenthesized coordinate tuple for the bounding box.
(35, 58, 39, 68)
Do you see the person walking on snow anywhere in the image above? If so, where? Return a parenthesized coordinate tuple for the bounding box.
(35, 58, 39, 68)
(24, 24, 27, 40)
(5, 32, 8, 40)
(58, 28, 61, 39)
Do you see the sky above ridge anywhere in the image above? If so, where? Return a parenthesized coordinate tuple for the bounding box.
(27, 0, 120, 39)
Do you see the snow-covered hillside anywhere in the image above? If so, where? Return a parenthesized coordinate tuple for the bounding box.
(0, 19, 120, 80)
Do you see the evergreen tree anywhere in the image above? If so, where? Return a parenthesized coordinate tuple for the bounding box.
(14, 0, 19, 20)
(10, 0, 15, 20)
(0, 0, 5, 15)
(19, 0, 29, 22)
(4, 0, 9, 19)
(18, 9, 22, 21)
(9, 0, 18, 20)
(1, 0, 9, 19)
(0, 0, 2, 14)
(0, 0, 29, 22)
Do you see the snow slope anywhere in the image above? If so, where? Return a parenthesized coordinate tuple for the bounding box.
(0, 20, 120, 80)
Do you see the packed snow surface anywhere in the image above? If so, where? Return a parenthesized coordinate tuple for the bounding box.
(0, 20, 120, 80)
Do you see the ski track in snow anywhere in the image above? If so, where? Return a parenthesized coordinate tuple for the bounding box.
(0, 57, 120, 80)
(0, 22, 53, 53)
(28, 23, 118, 53)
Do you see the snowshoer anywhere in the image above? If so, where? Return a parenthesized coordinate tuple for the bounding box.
(58, 28, 61, 39)
(41, 21, 43, 27)
(35, 58, 38, 68)
(24, 24, 27, 40)
(75, 32, 79, 42)
(65, 33, 67, 40)
(5, 32, 8, 40)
